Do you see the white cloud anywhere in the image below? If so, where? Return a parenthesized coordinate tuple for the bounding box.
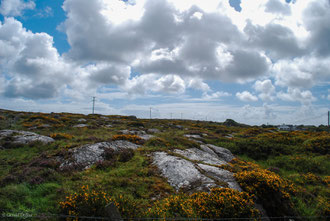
(236, 91, 258, 102)
(277, 88, 316, 104)
(187, 78, 210, 91)
(202, 91, 231, 100)
(0, 18, 72, 99)
(254, 79, 275, 101)
(273, 56, 330, 89)
(0, 0, 35, 16)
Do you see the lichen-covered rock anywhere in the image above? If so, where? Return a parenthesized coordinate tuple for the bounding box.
(0, 130, 54, 145)
(147, 128, 160, 134)
(152, 144, 241, 193)
(60, 140, 139, 169)
(197, 164, 242, 191)
(184, 134, 203, 139)
(73, 124, 88, 128)
(152, 152, 216, 191)
(174, 148, 227, 165)
(205, 144, 235, 162)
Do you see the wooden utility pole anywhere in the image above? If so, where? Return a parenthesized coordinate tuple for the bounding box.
(150, 107, 151, 119)
(92, 97, 96, 114)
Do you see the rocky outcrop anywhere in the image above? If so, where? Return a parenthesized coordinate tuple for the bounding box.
(0, 130, 54, 145)
(174, 148, 227, 165)
(152, 152, 216, 191)
(152, 144, 241, 192)
(60, 140, 139, 169)
(202, 144, 235, 162)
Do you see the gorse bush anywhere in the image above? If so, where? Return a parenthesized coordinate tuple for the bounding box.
(147, 188, 259, 219)
(234, 163, 296, 217)
(304, 135, 330, 155)
(59, 185, 117, 218)
(50, 133, 74, 140)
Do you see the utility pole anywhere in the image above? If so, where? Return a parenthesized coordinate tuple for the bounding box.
(92, 97, 96, 114)
(150, 107, 152, 119)
(181, 113, 183, 120)
(170, 113, 173, 119)
(328, 111, 329, 127)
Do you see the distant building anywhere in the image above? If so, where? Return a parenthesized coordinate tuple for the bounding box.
(278, 124, 297, 131)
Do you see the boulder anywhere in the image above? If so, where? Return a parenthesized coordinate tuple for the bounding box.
(147, 128, 160, 134)
(0, 130, 54, 145)
(73, 124, 88, 128)
(174, 148, 227, 165)
(204, 144, 235, 162)
(77, 118, 87, 122)
(60, 140, 139, 169)
(197, 164, 242, 191)
(152, 152, 216, 191)
(184, 134, 202, 139)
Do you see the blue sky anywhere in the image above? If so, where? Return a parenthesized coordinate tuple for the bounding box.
(0, 0, 329, 125)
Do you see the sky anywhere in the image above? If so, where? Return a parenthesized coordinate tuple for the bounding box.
(0, 0, 329, 125)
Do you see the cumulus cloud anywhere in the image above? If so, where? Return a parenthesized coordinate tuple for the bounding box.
(0, 0, 35, 16)
(1, 0, 330, 116)
(236, 91, 258, 102)
(303, 0, 330, 56)
(202, 91, 231, 100)
(277, 88, 316, 104)
(254, 79, 275, 101)
(0, 18, 71, 99)
(62, 0, 271, 84)
(273, 56, 330, 89)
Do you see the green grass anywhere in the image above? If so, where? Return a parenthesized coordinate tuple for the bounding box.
(0, 109, 329, 218)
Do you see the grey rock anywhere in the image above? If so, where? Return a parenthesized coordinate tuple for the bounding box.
(152, 152, 216, 191)
(105, 202, 123, 221)
(205, 144, 235, 162)
(73, 124, 88, 128)
(199, 145, 218, 156)
(39, 124, 51, 128)
(119, 130, 154, 140)
(60, 140, 139, 169)
(139, 134, 154, 140)
(0, 130, 54, 145)
(184, 134, 202, 139)
(147, 128, 160, 134)
(197, 164, 242, 191)
(105, 124, 113, 128)
(78, 118, 87, 122)
(108, 140, 140, 151)
(174, 148, 227, 165)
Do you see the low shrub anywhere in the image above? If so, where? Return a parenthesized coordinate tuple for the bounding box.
(118, 149, 135, 162)
(235, 167, 296, 217)
(59, 185, 116, 218)
(50, 133, 74, 140)
(112, 134, 143, 145)
(147, 188, 259, 219)
(232, 138, 292, 160)
(270, 155, 328, 174)
(59, 186, 142, 219)
(304, 135, 330, 155)
(144, 137, 170, 148)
